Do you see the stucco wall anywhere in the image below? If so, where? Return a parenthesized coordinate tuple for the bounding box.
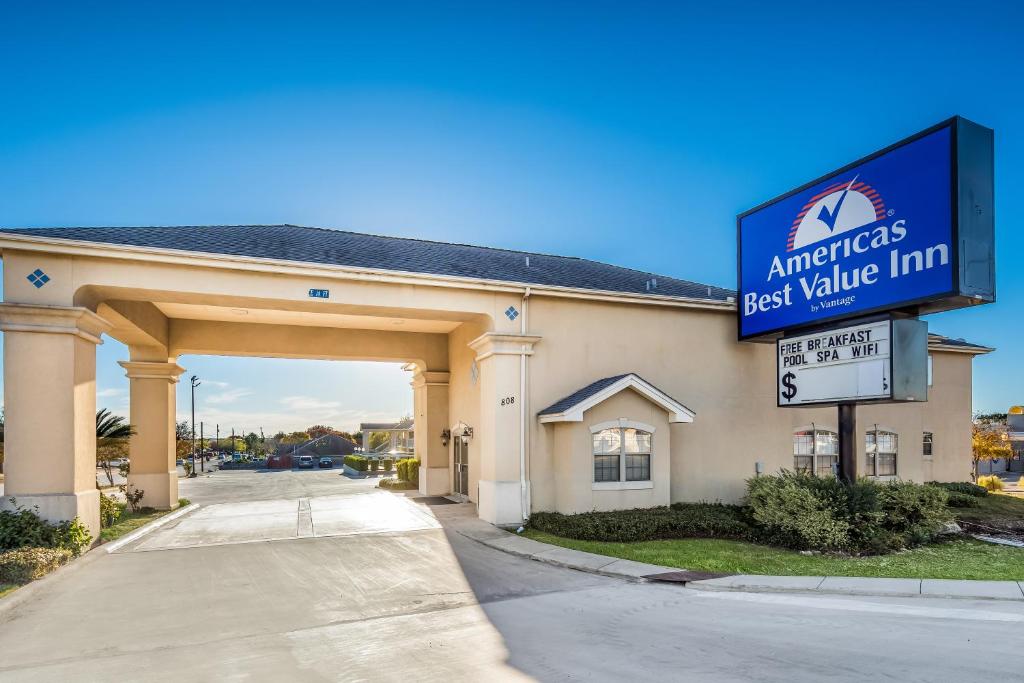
(547, 388, 671, 513)
(526, 295, 977, 509)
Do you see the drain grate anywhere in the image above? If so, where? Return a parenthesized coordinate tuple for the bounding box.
(644, 570, 731, 583)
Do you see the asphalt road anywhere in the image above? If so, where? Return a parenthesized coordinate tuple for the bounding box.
(0, 470, 1022, 681)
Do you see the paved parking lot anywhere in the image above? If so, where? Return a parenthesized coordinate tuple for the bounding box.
(1, 470, 1022, 681)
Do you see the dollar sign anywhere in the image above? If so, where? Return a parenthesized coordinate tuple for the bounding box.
(781, 372, 797, 401)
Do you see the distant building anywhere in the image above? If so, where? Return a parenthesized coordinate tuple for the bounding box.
(359, 419, 414, 456)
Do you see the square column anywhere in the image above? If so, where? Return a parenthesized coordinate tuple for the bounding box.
(468, 333, 541, 525)
(118, 361, 186, 510)
(411, 370, 450, 495)
(0, 304, 112, 541)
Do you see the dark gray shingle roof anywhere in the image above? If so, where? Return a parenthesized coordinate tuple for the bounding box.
(0, 225, 735, 302)
(539, 374, 631, 416)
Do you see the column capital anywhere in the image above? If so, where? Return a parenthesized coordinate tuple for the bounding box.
(118, 360, 187, 383)
(0, 303, 112, 345)
(468, 333, 541, 362)
(410, 370, 451, 388)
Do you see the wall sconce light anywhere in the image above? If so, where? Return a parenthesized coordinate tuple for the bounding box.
(440, 429, 451, 447)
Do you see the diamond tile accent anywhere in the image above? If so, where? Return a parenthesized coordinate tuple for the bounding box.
(26, 269, 50, 288)
(504, 305, 519, 321)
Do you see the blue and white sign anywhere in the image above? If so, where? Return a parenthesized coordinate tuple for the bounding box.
(737, 117, 994, 340)
(308, 288, 330, 299)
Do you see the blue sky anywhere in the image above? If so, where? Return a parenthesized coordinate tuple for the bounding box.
(1, 0, 1021, 430)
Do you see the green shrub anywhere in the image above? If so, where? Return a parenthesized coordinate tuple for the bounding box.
(382, 458, 394, 472)
(745, 473, 952, 553)
(100, 493, 125, 528)
(945, 491, 982, 508)
(876, 480, 952, 548)
(928, 481, 988, 498)
(343, 455, 368, 472)
(378, 477, 417, 490)
(529, 504, 751, 543)
(0, 547, 73, 583)
(396, 458, 421, 485)
(977, 475, 1004, 492)
(746, 473, 857, 550)
(0, 499, 91, 554)
(369, 459, 380, 472)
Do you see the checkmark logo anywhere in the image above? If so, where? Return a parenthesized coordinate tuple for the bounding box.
(817, 174, 859, 232)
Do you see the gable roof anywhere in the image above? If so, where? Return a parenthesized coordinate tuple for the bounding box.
(0, 224, 736, 304)
(538, 373, 695, 424)
(928, 333, 993, 354)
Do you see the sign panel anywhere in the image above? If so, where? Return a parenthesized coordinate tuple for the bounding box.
(308, 288, 330, 299)
(777, 319, 927, 407)
(738, 117, 994, 340)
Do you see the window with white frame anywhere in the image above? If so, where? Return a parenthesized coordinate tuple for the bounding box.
(592, 426, 652, 482)
(793, 428, 838, 477)
(922, 431, 934, 458)
(865, 429, 898, 477)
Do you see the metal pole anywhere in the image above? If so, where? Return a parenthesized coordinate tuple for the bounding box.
(200, 422, 205, 472)
(190, 376, 196, 476)
(838, 404, 856, 483)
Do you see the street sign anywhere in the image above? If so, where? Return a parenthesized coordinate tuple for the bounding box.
(738, 117, 994, 341)
(308, 288, 330, 299)
(777, 318, 928, 407)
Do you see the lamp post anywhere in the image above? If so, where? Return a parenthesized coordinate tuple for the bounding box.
(190, 375, 200, 477)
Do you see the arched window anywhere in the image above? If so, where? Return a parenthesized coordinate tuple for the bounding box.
(592, 426, 652, 483)
(866, 429, 898, 477)
(793, 428, 838, 477)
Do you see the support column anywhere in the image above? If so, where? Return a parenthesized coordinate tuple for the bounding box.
(0, 304, 112, 541)
(411, 370, 450, 495)
(468, 333, 540, 525)
(118, 360, 186, 509)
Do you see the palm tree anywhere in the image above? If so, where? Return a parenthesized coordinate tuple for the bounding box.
(96, 409, 134, 486)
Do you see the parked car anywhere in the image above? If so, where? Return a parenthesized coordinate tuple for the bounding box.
(175, 459, 184, 466)
(297, 455, 314, 469)
(318, 457, 333, 469)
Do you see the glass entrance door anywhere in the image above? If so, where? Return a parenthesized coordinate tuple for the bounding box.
(453, 438, 469, 498)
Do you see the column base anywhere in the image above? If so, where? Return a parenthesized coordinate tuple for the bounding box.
(1, 490, 101, 544)
(127, 472, 179, 510)
(477, 480, 525, 526)
(418, 466, 450, 496)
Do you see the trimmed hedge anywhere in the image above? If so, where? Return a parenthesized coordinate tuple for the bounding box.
(0, 547, 73, 583)
(395, 458, 421, 486)
(946, 491, 982, 508)
(928, 481, 988, 498)
(529, 503, 752, 543)
(369, 459, 380, 472)
(382, 458, 394, 472)
(344, 455, 368, 472)
(378, 477, 418, 490)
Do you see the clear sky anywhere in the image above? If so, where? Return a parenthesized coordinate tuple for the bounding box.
(1, 1, 1021, 431)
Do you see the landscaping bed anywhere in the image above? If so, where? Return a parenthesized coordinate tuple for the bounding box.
(525, 473, 1024, 580)
(99, 498, 190, 543)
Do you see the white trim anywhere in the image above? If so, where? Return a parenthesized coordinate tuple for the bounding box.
(590, 418, 656, 434)
(0, 232, 735, 313)
(540, 374, 695, 424)
(592, 481, 654, 491)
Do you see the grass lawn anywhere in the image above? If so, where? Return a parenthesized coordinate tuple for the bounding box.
(0, 584, 19, 600)
(99, 498, 190, 543)
(522, 530, 1024, 580)
(953, 492, 1024, 530)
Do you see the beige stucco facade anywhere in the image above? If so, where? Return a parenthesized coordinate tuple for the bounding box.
(0, 231, 987, 539)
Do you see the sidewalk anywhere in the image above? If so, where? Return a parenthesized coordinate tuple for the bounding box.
(463, 526, 1024, 602)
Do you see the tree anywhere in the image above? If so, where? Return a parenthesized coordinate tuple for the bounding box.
(975, 412, 1008, 426)
(368, 431, 389, 451)
(175, 421, 192, 461)
(96, 409, 134, 486)
(243, 432, 266, 456)
(972, 424, 1012, 481)
(306, 425, 336, 439)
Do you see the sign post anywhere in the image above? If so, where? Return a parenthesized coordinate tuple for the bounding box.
(838, 404, 856, 483)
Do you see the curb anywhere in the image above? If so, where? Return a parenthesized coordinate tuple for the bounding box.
(104, 503, 200, 553)
(469, 530, 1024, 602)
(458, 529, 678, 582)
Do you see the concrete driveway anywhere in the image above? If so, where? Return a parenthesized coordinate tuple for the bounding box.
(1, 470, 1022, 681)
